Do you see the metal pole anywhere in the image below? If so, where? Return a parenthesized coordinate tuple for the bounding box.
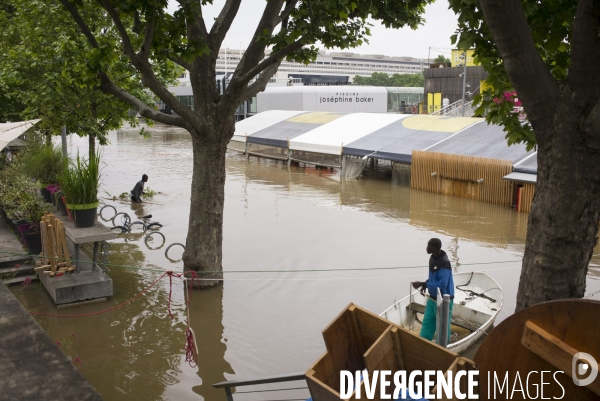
(440, 294, 451, 348)
(461, 51, 468, 117)
(61, 125, 68, 157)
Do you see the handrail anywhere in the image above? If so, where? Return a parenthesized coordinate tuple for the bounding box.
(213, 373, 308, 401)
(213, 372, 306, 388)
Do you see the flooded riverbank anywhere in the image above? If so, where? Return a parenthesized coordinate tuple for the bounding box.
(11, 128, 600, 400)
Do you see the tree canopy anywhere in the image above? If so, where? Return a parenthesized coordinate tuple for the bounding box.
(448, 0, 600, 311)
(433, 54, 450, 64)
(353, 72, 424, 87)
(0, 0, 180, 150)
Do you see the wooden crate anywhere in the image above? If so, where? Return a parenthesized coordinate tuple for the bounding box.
(306, 303, 474, 401)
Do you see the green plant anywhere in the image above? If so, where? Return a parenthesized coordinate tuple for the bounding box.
(58, 151, 101, 206)
(0, 154, 50, 222)
(22, 144, 65, 184)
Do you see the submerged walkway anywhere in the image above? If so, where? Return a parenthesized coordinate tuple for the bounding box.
(0, 220, 104, 400)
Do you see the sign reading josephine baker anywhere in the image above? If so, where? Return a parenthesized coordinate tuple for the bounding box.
(257, 86, 388, 113)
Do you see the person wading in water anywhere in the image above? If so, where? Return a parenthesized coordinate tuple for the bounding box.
(412, 238, 455, 343)
(131, 174, 148, 203)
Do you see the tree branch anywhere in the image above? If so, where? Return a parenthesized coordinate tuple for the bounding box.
(569, 0, 600, 102)
(276, 0, 300, 26)
(162, 50, 192, 70)
(239, 63, 281, 101)
(139, 14, 156, 60)
(210, 0, 242, 50)
(99, 74, 189, 129)
(58, 0, 99, 48)
(239, 39, 304, 84)
(479, 0, 560, 133)
(176, 0, 208, 42)
(100, 0, 139, 61)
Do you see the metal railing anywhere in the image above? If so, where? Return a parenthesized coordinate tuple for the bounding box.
(430, 99, 475, 117)
(213, 372, 309, 401)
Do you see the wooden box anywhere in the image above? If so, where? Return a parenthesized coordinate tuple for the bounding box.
(305, 303, 477, 401)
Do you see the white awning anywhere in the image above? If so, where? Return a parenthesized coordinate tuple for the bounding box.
(289, 113, 405, 155)
(0, 120, 40, 151)
(503, 172, 537, 183)
(231, 110, 306, 143)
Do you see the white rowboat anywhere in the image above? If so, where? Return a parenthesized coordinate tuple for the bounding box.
(379, 272, 504, 353)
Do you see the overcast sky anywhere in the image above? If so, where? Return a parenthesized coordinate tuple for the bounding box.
(169, 0, 459, 60)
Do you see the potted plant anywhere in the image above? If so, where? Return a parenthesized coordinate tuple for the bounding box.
(59, 151, 101, 228)
(22, 145, 65, 203)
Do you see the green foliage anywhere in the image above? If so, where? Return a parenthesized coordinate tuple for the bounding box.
(21, 145, 65, 185)
(0, 0, 179, 145)
(448, 0, 577, 150)
(58, 151, 101, 206)
(353, 72, 424, 87)
(0, 155, 51, 222)
(433, 54, 450, 64)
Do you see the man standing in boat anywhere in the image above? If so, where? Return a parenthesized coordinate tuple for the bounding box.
(412, 238, 455, 343)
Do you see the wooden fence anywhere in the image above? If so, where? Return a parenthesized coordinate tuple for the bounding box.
(517, 183, 536, 213)
(411, 150, 514, 207)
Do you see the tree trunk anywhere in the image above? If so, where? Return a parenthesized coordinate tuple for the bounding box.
(89, 133, 96, 159)
(516, 109, 600, 311)
(45, 130, 52, 147)
(182, 121, 232, 286)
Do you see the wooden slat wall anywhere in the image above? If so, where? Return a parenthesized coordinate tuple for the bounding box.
(518, 183, 536, 213)
(411, 150, 513, 207)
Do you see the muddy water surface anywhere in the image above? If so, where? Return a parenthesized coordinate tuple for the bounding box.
(12, 127, 600, 400)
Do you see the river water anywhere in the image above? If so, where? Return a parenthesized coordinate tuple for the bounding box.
(11, 127, 600, 400)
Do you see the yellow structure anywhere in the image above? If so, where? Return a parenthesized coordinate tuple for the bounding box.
(451, 49, 477, 67)
(426, 92, 442, 113)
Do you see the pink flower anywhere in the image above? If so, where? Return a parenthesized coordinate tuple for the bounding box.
(69, 333, 76, 337)
(55, 340, 62, 346)
(22, 277, 32, 285)
(72, 357, 82, 366)
(13, 264, 20, 271)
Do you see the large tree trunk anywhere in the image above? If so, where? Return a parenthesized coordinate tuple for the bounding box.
(182, 120, 233, 286)
(89, 133, 96, 159)
(516, 110, 600, 311)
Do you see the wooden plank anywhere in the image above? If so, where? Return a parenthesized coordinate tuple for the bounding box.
(34, 265, 51, 272)
(351, 305, 391, 350)
(522, 320, 600, 396)
(475, 300, 600, 400)
(390, 327, 406, 371)
(321, 305, 365, 391)
(47, 225, 56, 274)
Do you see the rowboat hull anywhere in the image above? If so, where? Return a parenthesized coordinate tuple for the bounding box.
(380, 272, 504, 353)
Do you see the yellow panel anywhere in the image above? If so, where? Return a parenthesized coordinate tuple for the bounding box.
(287, 112, 342, 124)
(451, 49, 477, 67)
(402, 115, 482, 132)
(480, 80, 490, 93)
(433, 93, 442, 106)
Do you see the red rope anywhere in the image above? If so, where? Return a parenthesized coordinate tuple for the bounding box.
(29, 272, 170, 318)
(29, 269, 199, 368)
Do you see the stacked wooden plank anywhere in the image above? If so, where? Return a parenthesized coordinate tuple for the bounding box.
(34, 212, 74, 277)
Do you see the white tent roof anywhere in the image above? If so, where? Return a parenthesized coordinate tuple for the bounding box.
(0, 120, 40, 151)
(289, 113, 405, 155)
(232, 110, 305, 142)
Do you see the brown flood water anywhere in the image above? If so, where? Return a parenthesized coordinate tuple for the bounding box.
(11, 127, 600, 400)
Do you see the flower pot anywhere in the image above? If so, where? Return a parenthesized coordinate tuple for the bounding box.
(22, 231, 42, 254)
(69, 202, 99, 228)
(18, 223, 42, 254)
(40, 187, 52, 203)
